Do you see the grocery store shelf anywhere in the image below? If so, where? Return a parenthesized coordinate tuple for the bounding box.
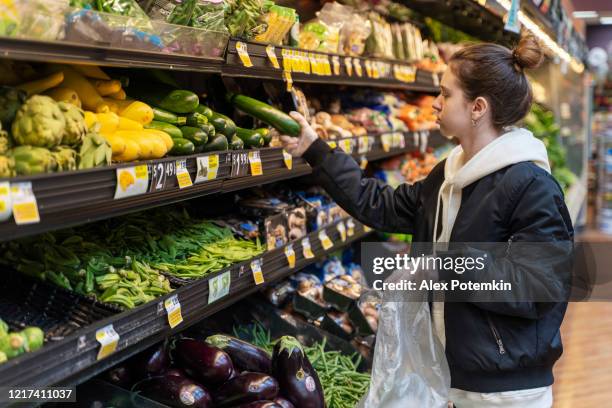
(0, 217, 372, 388)
(0, 131, 435, 241)
(224, 40, 440, 93)
(0, 37, 225, 73)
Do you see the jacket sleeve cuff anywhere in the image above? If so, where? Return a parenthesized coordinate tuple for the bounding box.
(303, 138, 332, 168)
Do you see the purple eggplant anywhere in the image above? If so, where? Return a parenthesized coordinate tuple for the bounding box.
(173, 338, 234, 385)
(133, 374, 213, 408)
(165, 368, 188, 378)
(214, 372, 279, 407)
(105, 364, 133, 388)
(272, 337, 324, 408)
(205, 334, 272, 374)
(132, 341, 171, 379)
(239, 402, 283, 408)
(273, 397, 296, 408)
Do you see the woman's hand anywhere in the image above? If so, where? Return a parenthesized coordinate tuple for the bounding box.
(279, 111, 319, 157)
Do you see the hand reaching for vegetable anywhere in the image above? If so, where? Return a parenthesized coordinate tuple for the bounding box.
(279, 112, 319, 158)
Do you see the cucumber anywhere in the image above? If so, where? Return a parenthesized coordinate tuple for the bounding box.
(195, 104, 213, 119)
(152, 107, 186, 126)
(235, 127, 265, 148)
(230, 135, 244, 150)
(209, 111, 237, 137)
(130, 86, 199, 114)
(169, 138, 195, 156)
(202, 134, 228, 152)
(185, 112, 208, 127)
(200, 123, 215, 137)
(180, 126, 208, 146)
(256, 128, 271, 146)
(227, 93, 300, 136)
(145, 121, 182, 139)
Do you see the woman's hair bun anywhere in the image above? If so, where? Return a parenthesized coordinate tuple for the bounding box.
(512, 33, 543, 70)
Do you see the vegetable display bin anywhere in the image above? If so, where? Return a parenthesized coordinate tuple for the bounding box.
(347, 303, 376, 336)
(322, 284, 356, 312)
(292, 292, 329, 320)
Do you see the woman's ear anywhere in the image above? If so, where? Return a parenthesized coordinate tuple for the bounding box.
(472, 96, 489, 123)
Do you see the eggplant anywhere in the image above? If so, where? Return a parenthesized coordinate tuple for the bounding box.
(133, 374, 213, 408)
(272, 337, 324, 408)
(173, 338, 234, 385)
(273, 397, 296, 408)
(165, 368, 188, 378)
(239, 401, 283, 408)
(205, 335, 272, 374)
(105, 364, 133, 388)
(132, 341, 171, 380)
(214, 372, 279, 407)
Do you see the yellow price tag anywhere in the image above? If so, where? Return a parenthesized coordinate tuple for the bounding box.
(285, 244, 296, 268)
(248, 151, 263, 176)
(251, 259, 264, 285)
(332, 56, 341, 75)
(283, 150, 293, 170)
(11, 182, 40, 225)
(345, 57, 353, 76)
(353, 58, 363, 77)
(164, 294, 183, 329)
(346, 219, 355, 237)
(301, 237, 315, 259)
(340, 139, 353, 154)
(236, 41, 253, 67)
(283, 71, 293, 91)
(175, 159, 193, 189)
(337, 222, 347, 242)
(282, 49, 292, 72)
(266, 45, 280, 69)
(359, 156, 368, 170)
(327, 141, 337, 149)
(365, 60, 373, 77)
(96, 325, 119, 360)
(318, 230, 333, 250)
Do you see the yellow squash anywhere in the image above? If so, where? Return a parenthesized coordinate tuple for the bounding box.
(96, 112, 120, 133)
(115, 130, 155, 160)
(50, 65, 109, 113)
(119, 101, 154, 125)
(102, 98, 119, 113)
(83, 111, 99, 130)
(109, 88, 127, 100)
(92, 79, 122, 96)
(70, 65, 110, 80)
(118, 116, 143, 131)
(143, 129, 173, 150)
(113, 138, 141, 162)
(44, 87, 81, 108)
(102, 133, 127, 156)
(16, 72, 64, 96)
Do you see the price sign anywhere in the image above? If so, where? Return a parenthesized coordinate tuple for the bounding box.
(0, 181, 11, 222)
(248, 151, 263, 176)
(175, 159, 193, 189)
(195, 154, 219, 183)
(346, 218, 355, 237)
(236, 41, 253, 67)
(115, 165, 149, 199)
(353, 58, 363, 77)
(365, 60, 373, 77)
(344, 57, 353, 76)
(340, 139, 353, 154)
(96, 324, 119, 360)
(396, 132, 406, 149)
(282, 49, 292, 72)
(359, 156, 368, 170)
(283, 71, 293, 91)
(337, 221, 347, 242)
(283, 150, 293, 170)
(251, 258, 264, 285)
(231, 152, 249, 177)
(327, 141, 337, 149)
(208, 271, 231, 304)
(364, 225, 373, 233)
(318, 229, 333, 250)
(372, 61, 380, 78)
(381, 134, 392, 152)
(332, 56, 341, 75)
(164, 294, 183, 328)
(266, 45, 280, 69)
(291, 50, 301, 73)
(300, 51, 311, 74)
(301, 237, 315, 259)
(358, 136, 369, 154)
(149, 161, 176, 192)
(323, 56, 332, 76)
(308, 53, 318, 75)
(11, 182, 40, 225)
(285, 243, 296, 268)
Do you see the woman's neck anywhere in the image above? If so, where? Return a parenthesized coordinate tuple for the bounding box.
(460, 126, 502, 162)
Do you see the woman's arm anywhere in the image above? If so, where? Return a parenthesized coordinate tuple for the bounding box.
(280, 112, 423, 233)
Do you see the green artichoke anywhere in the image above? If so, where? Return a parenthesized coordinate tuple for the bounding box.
(0, 86, 26, 130)
(12, 95, 65, 148)
(0, 155, 15, 178)
(0, 130, 11, 155)
(51, 145, 77, 172)
(9, 145, 57, 175)
(58, 102, 87, 146)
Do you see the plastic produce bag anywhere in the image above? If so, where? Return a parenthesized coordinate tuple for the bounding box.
(0, 0, 18, 37)
(17, 0, 69, 40)
(357, 267, 450, 408)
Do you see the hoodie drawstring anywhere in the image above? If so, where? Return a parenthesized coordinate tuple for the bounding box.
(433, 183, 444, 243)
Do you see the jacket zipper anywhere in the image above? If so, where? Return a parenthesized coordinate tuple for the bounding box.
(486, 314, 506, 355)
(505, 235, 514, 257)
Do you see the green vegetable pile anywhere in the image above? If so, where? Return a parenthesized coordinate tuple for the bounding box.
(524, 103, 577, 192)
(236, 324, 371, 408)
(224, 0, 274, 39)
(0, 319, 44, 363)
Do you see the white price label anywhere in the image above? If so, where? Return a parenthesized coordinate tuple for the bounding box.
(282, 150, 293, 170)
(248, 151, 263, 176)
(0, 181, 11, 222)
(432, 72, 440, 87)
(251, 258, 264, 285)
(285, 243, 296, 268)
(208, 271, 231, 304)
(358, 136, 369, 154)
(195, 154, 219, 183)
(149, 161, 176, 192)
(332, 56, 341, 75)
(236, 41, 253, 67)
(115, 165, 149, 199)
(337, 222, 347, 242)
(359, 156, 368, 170)
(164, 294, 183, 328)
(346, 219, 355, 237)
(11, 182, 39, 225)
(318, 229, 333, 250)
(340, 139, 353, 154)
(175, 159, 193, 189)
(344, 57, 353, 76)
(266, 45, 280, 69)
(96, 324, 119, 360)
(353, 58, 363, 77)
(302, 237, 315, 259)
(365, 60, 373, 77)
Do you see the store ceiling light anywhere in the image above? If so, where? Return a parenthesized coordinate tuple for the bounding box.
(572, 11, 599, 19)
(600, 17, 612, 25)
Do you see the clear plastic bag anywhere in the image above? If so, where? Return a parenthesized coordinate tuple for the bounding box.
(357, 267, 450, 408)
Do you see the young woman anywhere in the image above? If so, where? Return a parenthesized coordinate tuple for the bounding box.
(280, 34, 573, 407)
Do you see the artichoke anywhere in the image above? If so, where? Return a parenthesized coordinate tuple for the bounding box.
(0, 155, 15, 178)
(0, 130, 11, 155)
(58, 101, 87, 146)
(9, 145, 57, 175)
(51, 145, 77, 172)
(12, 95, 65, 148)
(0, 86, 26, 130)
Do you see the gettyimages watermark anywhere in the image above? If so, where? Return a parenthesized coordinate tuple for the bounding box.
(360, 241, 608, 302)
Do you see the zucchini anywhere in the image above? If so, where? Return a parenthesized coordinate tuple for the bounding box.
(129, 86, 199, 114)
(227, 93, 300, 136)
(209, 111, 237, 137)
(180, 126, 208, 146)
(200, 123, 215, 138)
(145, 121, 182, 139)
(169, 138, 195, 156)
(195, 104, 213, 119)
(202, 134, 228, 152)
(152, 106, 186, 126)
(185, 112, 208, 127)
(230, 135, 244, 150)
(257, 128, 272, 146)
(235, 127, 264, 148)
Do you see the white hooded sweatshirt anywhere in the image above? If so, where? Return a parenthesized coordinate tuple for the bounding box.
(430, 127, 553, 408)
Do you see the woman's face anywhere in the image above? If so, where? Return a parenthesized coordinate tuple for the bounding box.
(432, 68, 473, 139)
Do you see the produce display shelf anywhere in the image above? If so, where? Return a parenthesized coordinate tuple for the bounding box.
(0, 131, 435, 242)
(0, 37, 225, 73)
(224, 39, 441, 93)
(0, 217, 372, 388)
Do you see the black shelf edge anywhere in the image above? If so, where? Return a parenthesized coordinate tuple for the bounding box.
(0, 217, 373, 388)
